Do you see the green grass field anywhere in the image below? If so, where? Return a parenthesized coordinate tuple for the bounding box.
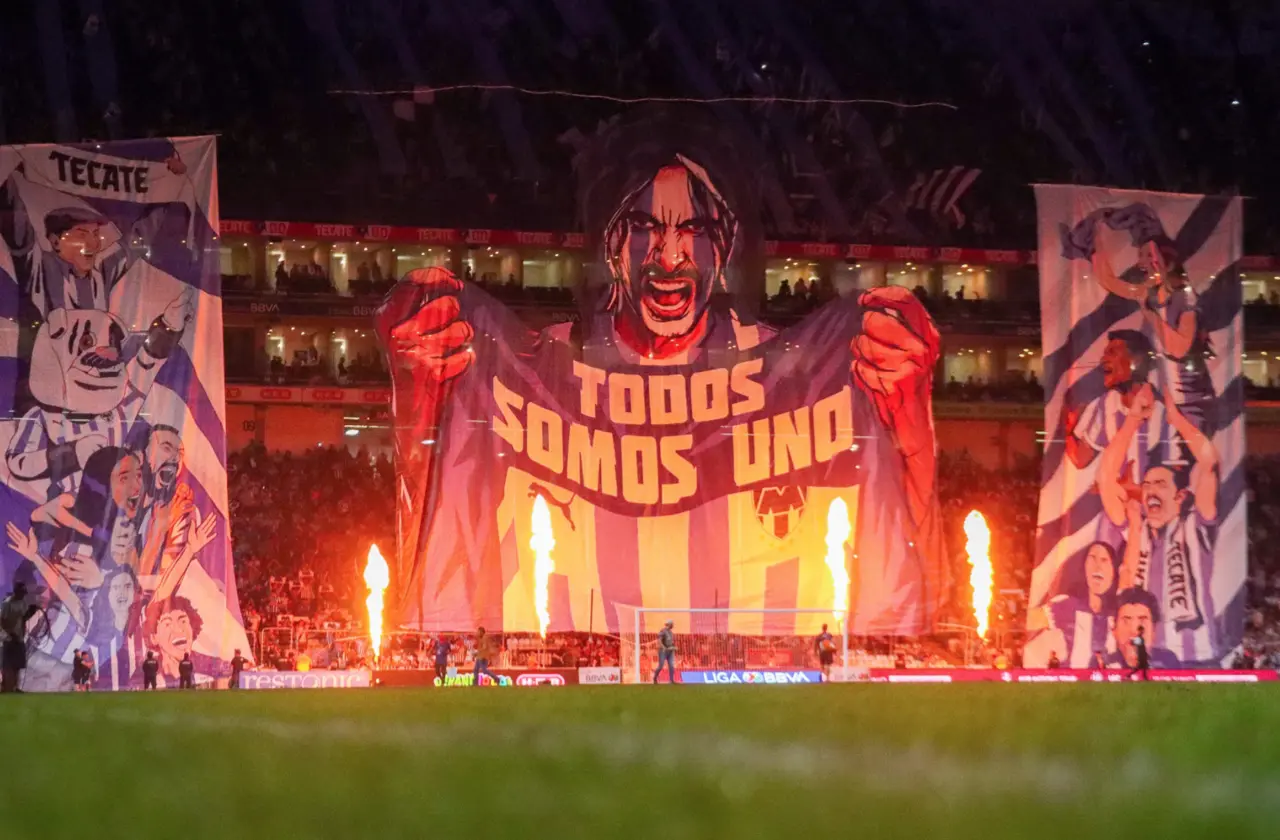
(1, 684, 1277, 839)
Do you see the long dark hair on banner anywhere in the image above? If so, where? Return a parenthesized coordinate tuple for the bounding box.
(570, 105, 775, 323)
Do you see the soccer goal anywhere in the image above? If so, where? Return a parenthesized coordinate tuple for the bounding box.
(615, 605, 849, 684)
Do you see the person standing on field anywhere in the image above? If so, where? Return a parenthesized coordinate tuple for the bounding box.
(1129, 626, 1150, 682)
(0, 582, 37, 693)
(815, 624, 836, 682)
(653, 620, 677, 684)
(433, 635, 452, 684)
(178, 652, 195, 689)
(229, 649, 247, 689)
(472, 627, 497, 686)
(142, 650, 159, 690)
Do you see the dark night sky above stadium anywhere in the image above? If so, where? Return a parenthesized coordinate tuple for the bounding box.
(1, 0, 1276, 247)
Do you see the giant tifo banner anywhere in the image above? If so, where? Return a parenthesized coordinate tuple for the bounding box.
(1028, 186, 1245, 669)
(0, 138, 250, 690)
(376, 115, 948, 636)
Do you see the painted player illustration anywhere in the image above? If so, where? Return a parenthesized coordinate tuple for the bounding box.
(1063, 330, 1167, 475)
(0, 138, 248, 691)
(6, 293, 194, 503)
(0, 155, 191, 318)
(1097, 384, 1217, 633)
(386, 156, 939, 516)
(377, 119, 946, 635)
(0, 200, 127, 317)
(1027, 540, 1120, 667)
(6, 502, 216, 691)
(1088, 217, 1212, 425)
(1030, 195, 1236, 668)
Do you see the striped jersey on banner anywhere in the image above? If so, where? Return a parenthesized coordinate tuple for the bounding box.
(1028, 185, 1245, 668)
(379, 284, 947, 638)
(0, 138, 251, 692)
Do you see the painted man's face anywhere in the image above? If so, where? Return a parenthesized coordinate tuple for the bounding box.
(1114, 602, 1153, 667)
(52, 222, 105, 275)
(1142, 466, 1185, 529)
(1100, 339, 1134, 390)
(152, 607, 194, 664)
(147, 430, 184, 501)
(111, 453, 143, 519)
(614, 164, 724, 338)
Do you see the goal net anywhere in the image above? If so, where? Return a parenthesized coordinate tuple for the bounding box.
(615, 605, 849, 684)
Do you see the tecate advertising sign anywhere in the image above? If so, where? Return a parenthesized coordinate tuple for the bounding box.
(680, 670, 823, 685)
(238, 671, 372, 690)
(578, 667, 622, 685)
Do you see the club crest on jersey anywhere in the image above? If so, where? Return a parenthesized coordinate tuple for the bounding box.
(752, 485, 807, 540)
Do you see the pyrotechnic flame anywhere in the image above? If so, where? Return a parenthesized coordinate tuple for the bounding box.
(824, 498, 852, 623)
(364, 544, 390, 663)
(530, 496, 556, 638)
(964, 510, 993, 639)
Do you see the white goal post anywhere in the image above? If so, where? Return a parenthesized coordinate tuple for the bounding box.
(615, 605, 850, 684)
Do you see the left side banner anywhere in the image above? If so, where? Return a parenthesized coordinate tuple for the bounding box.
(0, 138, 249, 690)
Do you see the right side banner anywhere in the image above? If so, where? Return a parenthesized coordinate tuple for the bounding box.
(1028, 186, 1245, 669)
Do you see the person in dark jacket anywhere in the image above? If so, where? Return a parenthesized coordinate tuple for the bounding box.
(178, 652, 195, 689)
(229, 649, 247, 689)
(142, 651, 159, 690)
(433, 636, 452, 684)
(815, 624, 836, 682)
(653, 620, 677, 684)
(1, 582, 38, 693)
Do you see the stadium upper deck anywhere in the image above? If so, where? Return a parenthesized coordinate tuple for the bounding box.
(215, 218, 1280, 464)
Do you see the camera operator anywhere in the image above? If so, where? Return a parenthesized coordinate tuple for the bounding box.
(1, 582, 38, 693)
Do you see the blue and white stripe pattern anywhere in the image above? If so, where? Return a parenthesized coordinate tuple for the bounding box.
(7, 390, 145, 499)
(1045, 595, 1113, 668)
(1029, 186, 1245, 667)
(0, 137, 252, 690)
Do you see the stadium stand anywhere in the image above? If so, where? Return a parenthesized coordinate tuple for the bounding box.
(5, 1, 1280, 672)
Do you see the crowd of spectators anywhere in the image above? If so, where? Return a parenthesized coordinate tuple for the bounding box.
(634, 634, 961, 677)
(229, 443, 395, 669)
(259, 350, 388, 387)
(466, 269, 576, 308)
(1244, 380, 1280, 402)
(939, 373, 1043, 404)
(759, 279, 1040, 325)
(225, 441, 1280, 671)
(223, 441, 1001, 670)
(761, 277, 840, 315)
(1244, 457, 1280, 666)
(349, 263, 397, 298)
(222, 273, 256, 293)
(274, 261, 333, 295)
(382, 632, 623, 671)
(1246, 295, 1280, 331)
(220, 443, 1016, 671)
(937, 452, 1040, 630)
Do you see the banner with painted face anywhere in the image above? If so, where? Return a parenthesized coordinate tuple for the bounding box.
(1028, 186, 1245, 669)
(376, 115, 948, 636)
(0, 137, 250, 690)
